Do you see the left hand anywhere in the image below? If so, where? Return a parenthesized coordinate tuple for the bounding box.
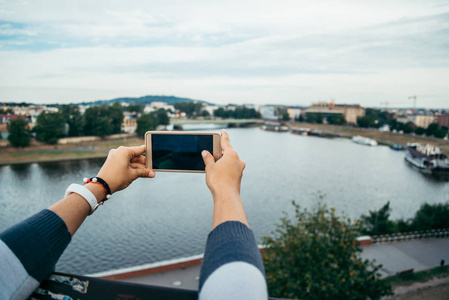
(96, 145, 155, 194)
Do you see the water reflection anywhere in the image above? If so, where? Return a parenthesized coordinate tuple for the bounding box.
(9, 164, 32, 180)
(403, 161, 449, 183)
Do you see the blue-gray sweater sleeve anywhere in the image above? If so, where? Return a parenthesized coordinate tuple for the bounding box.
(0, 209, 71, 282)
(199, 221, 265, 290)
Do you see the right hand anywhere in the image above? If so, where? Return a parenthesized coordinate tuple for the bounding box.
(202, 130, 246, 200)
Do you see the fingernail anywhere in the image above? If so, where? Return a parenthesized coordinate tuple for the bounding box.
(202, 150, 208, 158)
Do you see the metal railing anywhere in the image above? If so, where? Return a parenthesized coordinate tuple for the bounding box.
(371, 228, 449, 244)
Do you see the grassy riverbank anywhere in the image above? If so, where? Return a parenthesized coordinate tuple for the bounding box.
(289, 122, 449, 154)
(0, 137, 144, 165)
(1, 123, 448, 165)
(382, 266, 449, 300)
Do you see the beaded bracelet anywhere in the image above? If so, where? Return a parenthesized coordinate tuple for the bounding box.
(83, 177, 112, 202)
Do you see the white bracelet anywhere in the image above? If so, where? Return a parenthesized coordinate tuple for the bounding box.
(65, 183, 99, 215)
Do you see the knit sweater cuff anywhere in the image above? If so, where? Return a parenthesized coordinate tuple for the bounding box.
(0, 209, 71, 282)
(199, 221, 265, 290)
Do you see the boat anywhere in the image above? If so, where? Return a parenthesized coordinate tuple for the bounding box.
(260, 121, 289, 132)
(404, 143, 449, 175)
(290, 127, 310, 135)
(390, 144, 404, 151)
(352, 135, 378, 146)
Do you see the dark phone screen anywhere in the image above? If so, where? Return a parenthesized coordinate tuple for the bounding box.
(151, 134, 213, 171)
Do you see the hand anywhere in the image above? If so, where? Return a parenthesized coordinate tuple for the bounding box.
(202, 130, 245, 200)
(96, 145, 155, 194)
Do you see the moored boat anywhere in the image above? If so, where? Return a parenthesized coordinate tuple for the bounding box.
(404, 143, 449, 175)
(390, 144, 404, 151)
(290, 127, 310, 135)
(260, 121, 289, 132)
(352, 135, 378, 146)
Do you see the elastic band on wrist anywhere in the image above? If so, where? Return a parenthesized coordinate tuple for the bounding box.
(83, 177, 112, 202)
(65, 184, 99, 215)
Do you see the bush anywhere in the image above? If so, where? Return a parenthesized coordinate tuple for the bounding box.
(263, 201, 392, 299)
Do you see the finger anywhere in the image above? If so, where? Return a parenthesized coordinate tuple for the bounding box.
(131, 164, 155, 178)
(127, 145, 146, 159)
(220, 129, 234, 152)
(131, 155, 146, 165)
(202, 150, 215, 166)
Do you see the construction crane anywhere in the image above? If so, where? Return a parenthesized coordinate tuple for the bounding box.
(408, 95, 417, 113)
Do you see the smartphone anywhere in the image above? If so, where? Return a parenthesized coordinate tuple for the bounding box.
(145, 131, 222, 173)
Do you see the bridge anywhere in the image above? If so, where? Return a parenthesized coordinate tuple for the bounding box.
(170, 118, 263, 127)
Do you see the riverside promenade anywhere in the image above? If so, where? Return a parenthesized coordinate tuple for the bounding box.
(95, 237, 449, 291)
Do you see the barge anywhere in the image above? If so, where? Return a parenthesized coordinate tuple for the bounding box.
(405, 143, 449, 175)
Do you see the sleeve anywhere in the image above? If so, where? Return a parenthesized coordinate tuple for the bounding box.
(0, 209, 71, 300)
(199, 221, 268, 300)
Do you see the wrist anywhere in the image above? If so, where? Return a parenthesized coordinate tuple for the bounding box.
(84, 183, 106, 203)
(212, 189, 241, 203)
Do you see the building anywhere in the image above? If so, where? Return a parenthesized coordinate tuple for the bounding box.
(397, 113, 435, 128)
(305, 102, 364, 124)
(121, 111, 138, 133)
(287, 107, 301, 121)
(259, 105, 280, 120)
(437, 114, 449, 128)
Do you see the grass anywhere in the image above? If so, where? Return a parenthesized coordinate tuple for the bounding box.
(383, 266, 449, 286)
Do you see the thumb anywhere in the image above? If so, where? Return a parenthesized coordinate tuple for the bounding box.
(202, 150, 215, 167)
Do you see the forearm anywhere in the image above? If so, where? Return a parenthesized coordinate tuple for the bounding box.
(49, 183, 105, 236)
(212, 192, 249, 230)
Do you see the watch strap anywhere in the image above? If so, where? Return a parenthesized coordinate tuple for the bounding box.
(65, 183, 99, 215)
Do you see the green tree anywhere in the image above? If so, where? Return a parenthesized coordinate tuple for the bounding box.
(83, 104, 123, 137)
(34, 112, 67, 144)
(213, 107, 231, 118)
(136, 113, 157, 137)
(109, 103, 124, 134)
(174, 102, 203, 117)
(155, 109, 170, 126)
(8, 118, 30, 147)
(327, 115, 346, 125)
(360, 202, 396, 236)
(414, 127, 426, 135)
(60, 105, 83, 136)
(201, 110, 210, 117)
(263, 202, 392, 300)
(280, 109, 290, 121)
(125, 104, 145, 114)
(434, 126, 448, 139)
(426, 123, 439, 136)
(357, 116, 372, 128)
(410, 203, 449, 231)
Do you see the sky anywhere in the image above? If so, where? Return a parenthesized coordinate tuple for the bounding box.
(0, 0, 448, 108)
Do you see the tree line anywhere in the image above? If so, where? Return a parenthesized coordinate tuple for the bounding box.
(360, 201, 449, 236)
(6, 103, 169, 147)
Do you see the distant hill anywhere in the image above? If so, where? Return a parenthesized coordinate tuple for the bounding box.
(77, 95, 214, 106)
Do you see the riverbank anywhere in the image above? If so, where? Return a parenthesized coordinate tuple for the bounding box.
(1, 122, 448, 165)
(0, 136, 144, 165)
(288, 122, 449, 154)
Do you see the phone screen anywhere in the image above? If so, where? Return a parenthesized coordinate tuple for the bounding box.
(151, 134, 213, 171)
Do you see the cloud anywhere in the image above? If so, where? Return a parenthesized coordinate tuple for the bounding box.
(0, 0, 448, 107)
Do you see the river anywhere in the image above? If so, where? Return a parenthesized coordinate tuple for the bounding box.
(1, 127, 448, 275)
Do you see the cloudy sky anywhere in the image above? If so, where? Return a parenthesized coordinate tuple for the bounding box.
(1, 0, 448, 108)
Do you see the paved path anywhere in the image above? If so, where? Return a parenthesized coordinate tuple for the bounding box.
(360, 238, 449, 277)
(118, 238, 449, 290)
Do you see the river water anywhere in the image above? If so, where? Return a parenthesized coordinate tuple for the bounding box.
(1, 127, 448, 275)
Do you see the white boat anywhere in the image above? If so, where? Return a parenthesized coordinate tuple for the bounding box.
(352, 135, 378, 146)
